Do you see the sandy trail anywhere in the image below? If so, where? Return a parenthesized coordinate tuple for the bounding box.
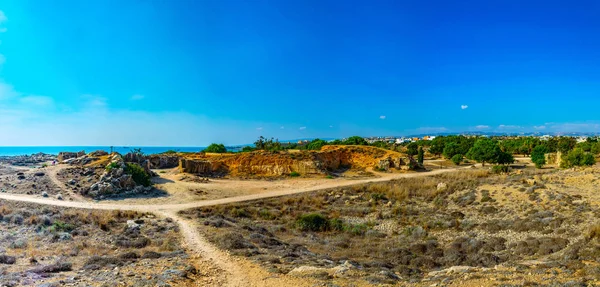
(0, 162, 475, 286)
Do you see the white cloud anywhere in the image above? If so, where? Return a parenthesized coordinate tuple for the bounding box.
(461, 105, 468, 110)
(379, 115, 386, 120)
(256, 127, 263, 130)
(20, 95, 54, 106)
(533, 125, 546, 130)
(475, 125, 490, 130)
(299, 127, 306, 130)
(130, 94, 144, 101)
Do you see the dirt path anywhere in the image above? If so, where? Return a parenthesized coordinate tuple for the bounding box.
(0, 163, 477, 286)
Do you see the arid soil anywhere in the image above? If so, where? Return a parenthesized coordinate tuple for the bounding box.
(3, 153, 600, 287)
(0, 200, 199, 287)
(180, 166, 600, 286)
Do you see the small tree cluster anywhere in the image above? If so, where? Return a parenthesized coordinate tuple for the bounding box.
(466, 138, 514, 166)
(204, 143, 227, 153)
(561, 148, 596, 168)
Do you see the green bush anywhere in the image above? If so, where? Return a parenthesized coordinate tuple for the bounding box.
(51, 221, 75, 232)
(328, 218, 369, 235)
(306, 139, 328, 150)
(289, 171, 300, 177)
(105, 162, 120, 172)
(124, 163, 152, 187)
(491, 165, 510, 174)
(204, 143, 227, 153)
(258, 209, 276, 220)
(343, 136, 368, 146)
(451, 154, 463, 165)
(162, 150, 178, 154)
(296, 213, 329, 232)
(230, 208, 249, 218)
(561, 148, 596, 168)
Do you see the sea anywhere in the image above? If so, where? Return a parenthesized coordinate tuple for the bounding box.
(0, 146, 216, 156)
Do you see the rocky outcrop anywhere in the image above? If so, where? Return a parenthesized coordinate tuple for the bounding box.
(58, 151, 85, 162)
(178, 146, 416, 177)
(90, 150, 108, 156)
(85, 154, 152, 199)
(0, 153, 56, 166)
(122, 153, 156, 176)
(148, 155, 180, 169)
(179, 159, 227, 176)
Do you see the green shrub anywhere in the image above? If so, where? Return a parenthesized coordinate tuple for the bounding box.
(329, 218, 344, 231)
(328, 218, 369, 235)
(162, 150, 178, 154)
(491, 165, 510, 174)
(290, 171, 300, 177)
(51, 221, 75, 232)
(326, 175, 334, 179)
(371, 193, 387, 201)
(561, 148, 596, 168)
(451, 154, 463, 165)
(230, 208, 249, 218)
(106, 162, 120, 172)
(296, 213, 329, 232)
(204, 143, 227, 153)
(124, 163, 152, 187)
(258, 209, 276, 220)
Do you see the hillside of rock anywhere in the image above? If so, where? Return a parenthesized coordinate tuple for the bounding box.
(179, 145, 415, 177)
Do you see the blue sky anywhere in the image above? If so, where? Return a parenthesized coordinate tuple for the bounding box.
(1, 0, 600, 146)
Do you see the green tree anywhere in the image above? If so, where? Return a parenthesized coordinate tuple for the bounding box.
(592, 142, 600, 155)
(241, 146, 255, 152)
(406, 142, 419, 156)
(530, 145, 547, 169)
(417, 146, 424, 165)
(204, 143, 227, 153)
(576, 141, 592, 152)
(254, 136, 282, 151)
(561, 148, 596, 168)
(344, 136, 368, 145)
(443, 142, 460, 159)
(557, 137, 577, 153)
(306, 139, 327, 151)
(451, 154, 463, 165)
(466, 138, 510, 166)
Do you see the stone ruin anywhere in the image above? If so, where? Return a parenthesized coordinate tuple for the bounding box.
(375, 156, 419, 171)
(544, 151, 562, 166)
